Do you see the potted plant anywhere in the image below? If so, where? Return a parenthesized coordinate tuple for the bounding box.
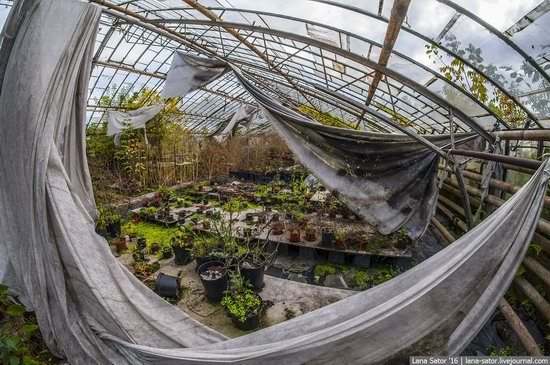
(106, 213, 122, 237)
(272, 222, 284, 236)
(288, 227, 301, 243)
(134, 261, 151, 280)
(198, 261, 228, 302)
(221, 288, 263, 330)
(305, 225, 316, 242)
(160, 243, 173, 260)
(192, 235, 221, 270)
(357, 234, 368, 251)
(111, 236, 127, 254)
(148, 242, 160, 255)
(171, 226, 194, 265)
(334, 229, 347, 249)
(240, 252, 266, 290)
(321, 227, 334, 247)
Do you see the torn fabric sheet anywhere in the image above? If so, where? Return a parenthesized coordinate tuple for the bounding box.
(212, 104, 257, 141)
(0, 1, 225, 363)
(107, 104, 164, 136)
(161, 52, 228, 98)
(2, 1, 549, 364)
(232, 68, 482, 239)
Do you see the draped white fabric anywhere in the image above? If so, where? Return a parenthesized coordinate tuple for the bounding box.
(107, 104, 164, 136)
(212, 104, 256, 141)
(161, 51, 228, 99)
(1, 1, 549, 364)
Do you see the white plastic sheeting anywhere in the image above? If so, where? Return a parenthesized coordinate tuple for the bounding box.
(212, 104, 257, 141)
(1, 1, 549, 364)
(161, 51, 228, 99)
(107, 104, 164, 136)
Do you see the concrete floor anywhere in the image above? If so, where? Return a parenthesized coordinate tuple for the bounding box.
(123, 254, 354, 338)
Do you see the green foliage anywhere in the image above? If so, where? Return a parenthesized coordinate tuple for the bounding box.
(170, 226, 194, 248)
(515, 265, 527, 278)
(354, 271, 372, 290)
(122, 221, 179, 249)
(95, 205, 121, 231)
(488, 345, 514, 356)
(528, 244, 543, 256)
(424, 38, 545, 128)
(373, 265, 401, 285)
(191, 235, 221, 258)
(313, 264, 337, 277)
(0, 285, 54, 364)
(222, 198, 257, 213)
(521, 299, 535, 318)
(221, 289, 261, 323)
(296, 105, 357, 129)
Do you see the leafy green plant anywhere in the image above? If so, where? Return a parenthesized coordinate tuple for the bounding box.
(313, 264, 337, 277)
(191, 235, 221, 258)
(334, 229, 347, 241)
(220, 289, 262, 323)
(122, 221, 179, 248)
(0, 285, 54, 364)
(170, 226, 194, 248)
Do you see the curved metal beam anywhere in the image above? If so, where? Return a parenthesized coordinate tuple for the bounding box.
(166, 19, 494, 141)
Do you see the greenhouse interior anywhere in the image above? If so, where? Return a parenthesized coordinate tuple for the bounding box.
(0, 0, 550, 363)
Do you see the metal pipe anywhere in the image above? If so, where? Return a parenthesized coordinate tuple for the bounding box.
(447, 149, 542, 170)
(492, 129, 550, 141)
(438, 165, 550, 209)
(514, 277, 550, 323)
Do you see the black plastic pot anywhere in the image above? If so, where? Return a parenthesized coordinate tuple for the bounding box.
(137, 237, 147, 250)
(198, 261, 228, 302)
(107, 220, 121, 237)
(195, 255, 214, 271)
(321, 229, 334, 247)
(230, 304, 263, 331)
(155, 273, 181, 298)
(240, 255, 265, 290)
(173, 246, 192, 265)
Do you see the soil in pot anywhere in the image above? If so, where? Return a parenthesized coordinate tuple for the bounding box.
(198, 261, 228, 302)
(240, 255, 266, 290)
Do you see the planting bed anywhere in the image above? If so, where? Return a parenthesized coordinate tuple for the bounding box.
(107, 176, 426, 334)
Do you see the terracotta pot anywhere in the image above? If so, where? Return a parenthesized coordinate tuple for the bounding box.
(335, 239, 347, 250)
(272, 223, 284, 235)
(289, 228, 301, 243)
(112, 238, 127, 253)
(305, 229, 316, 242)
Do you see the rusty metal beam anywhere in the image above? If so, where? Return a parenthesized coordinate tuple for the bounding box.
(364, 0, 411, 107)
